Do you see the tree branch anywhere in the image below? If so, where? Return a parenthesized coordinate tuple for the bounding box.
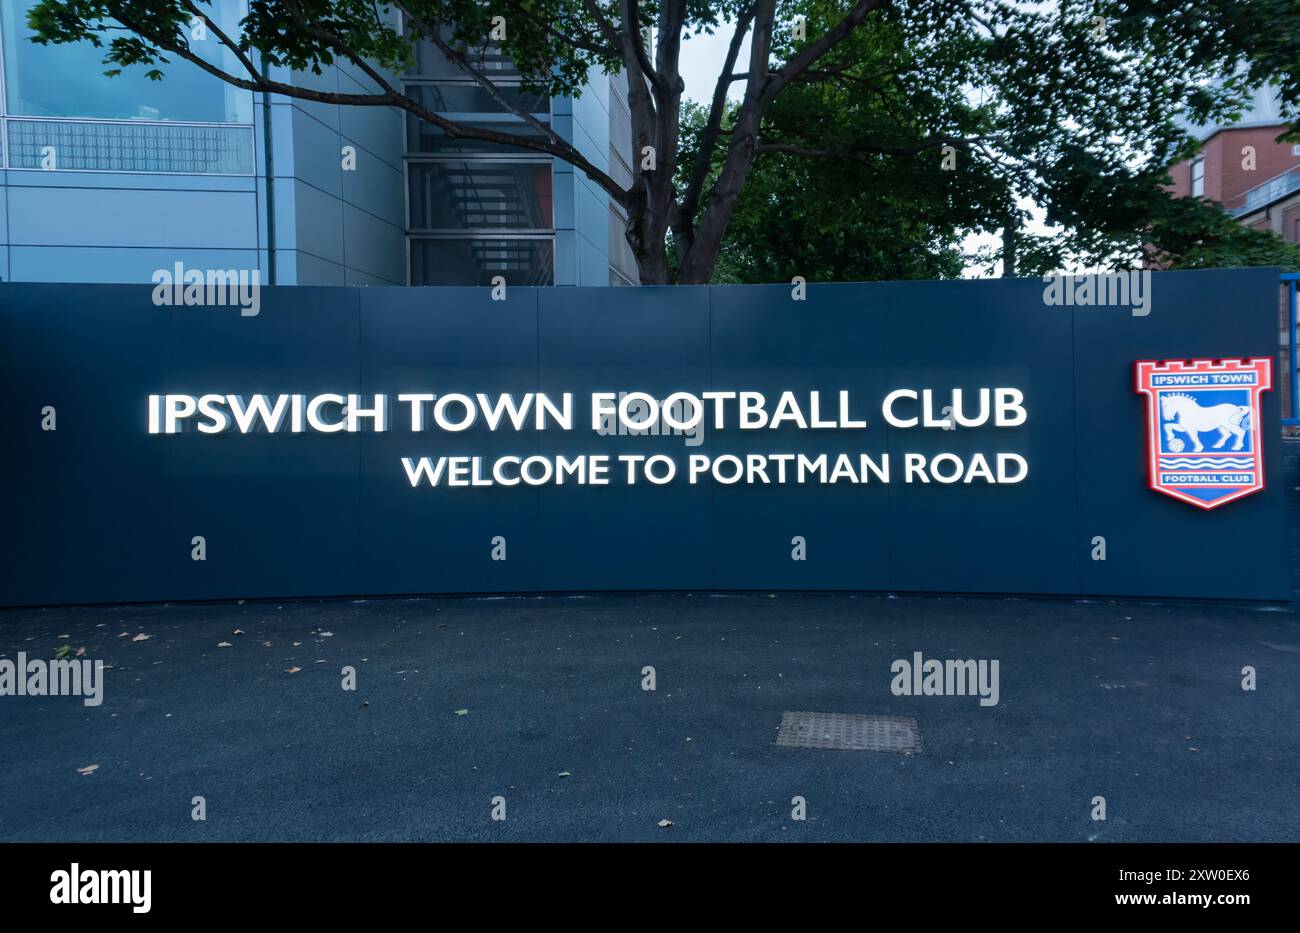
(675, 0, 776, 281)
(176, 0, 263, 83)
(497, 0, 621, 57)
(622, 0, 666, 90)
(761, 0, 889, 107)
(681, 5, 756, 225)
(756, 135, 985, 158)
(580, 0, 624, 51)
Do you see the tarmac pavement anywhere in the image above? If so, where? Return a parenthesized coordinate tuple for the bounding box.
(1, 592, 1297, 842)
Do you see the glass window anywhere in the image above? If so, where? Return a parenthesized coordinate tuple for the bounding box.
(408, 161, 553, 231)
(406, 31, 518, 80)
(6, 118, 254, 173)
(403, 82, 549, 117)
(608, 204, 638, 284)
(410, 238, 553, 285)
(607, 75, 633, 189)
(1190, 157, 1205, 197)
(1, 0, 253, 122)
(609, 92, 632, 171)
(406, 118, 548, 155)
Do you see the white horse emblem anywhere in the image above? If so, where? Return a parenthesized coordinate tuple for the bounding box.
(1159, 392, 1251, 452)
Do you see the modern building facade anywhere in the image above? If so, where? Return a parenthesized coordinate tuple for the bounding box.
(403, 35, 637, 286)
(0, 0, 634, 286)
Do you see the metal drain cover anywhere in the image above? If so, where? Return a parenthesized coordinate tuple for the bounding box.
(775, 711, 922, 753)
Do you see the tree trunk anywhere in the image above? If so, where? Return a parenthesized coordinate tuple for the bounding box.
(634, 243, 671, 285)
(1001, 214, 1018, 277)
(675, 117, 759, 285)
(673, 2, 775, 285)
(625, 190, 672, 285)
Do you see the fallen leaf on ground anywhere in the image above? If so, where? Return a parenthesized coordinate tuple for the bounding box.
(286, 667, 302, 674)
(75, 647, 86, 657)
(77, 765, 99, 775)
(54, 645, 73, 660)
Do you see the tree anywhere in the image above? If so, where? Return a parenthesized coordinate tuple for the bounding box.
(26, 1, 1300, 284)
(678, 90, 996, 283)
(674, 9, 1010, 282)
(696, 139, 975, 284)
(1145, 199, 1300, 272)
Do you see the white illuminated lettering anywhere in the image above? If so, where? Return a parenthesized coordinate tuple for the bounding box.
(307, 394, 346, 433)
(228, 394, 290, 433)
(883, 389, 918, 427)
(164, 395, 197, 433)
(398, 393, 434, 431)
(995, 388, 1027, 426)
(739, 392, 768, 429)
(346, 394, 386, 432)
(197, 394, 229, 433)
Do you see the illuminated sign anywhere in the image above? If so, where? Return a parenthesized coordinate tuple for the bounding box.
(1135, 358, 1272, 510)
(146, 388, 1031, 488)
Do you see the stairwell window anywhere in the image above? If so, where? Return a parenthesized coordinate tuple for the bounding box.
(1191, 157, 1205, 197)
(407, 161, 553, 231)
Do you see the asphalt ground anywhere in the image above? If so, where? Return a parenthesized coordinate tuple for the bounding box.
(1, 592, 1297, 842)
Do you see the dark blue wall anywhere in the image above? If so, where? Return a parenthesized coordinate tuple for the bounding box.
(0, 269, 1288, 605)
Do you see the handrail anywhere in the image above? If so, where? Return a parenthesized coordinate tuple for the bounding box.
(1235, 166, 1300, 215)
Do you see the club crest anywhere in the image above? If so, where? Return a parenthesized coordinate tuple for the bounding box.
(1135, 358, 1271, 510)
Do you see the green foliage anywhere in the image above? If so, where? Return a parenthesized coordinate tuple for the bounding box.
(680, 97, 982, 282)
(1147, 198, 1300, 271)
(686, 0, 1300, 280)
(679, 5, 1008, 280)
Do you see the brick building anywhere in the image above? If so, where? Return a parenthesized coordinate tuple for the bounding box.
(1168, 85, 1300, 243)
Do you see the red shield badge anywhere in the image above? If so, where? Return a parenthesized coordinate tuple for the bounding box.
(1135, 358, 1272, 510)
